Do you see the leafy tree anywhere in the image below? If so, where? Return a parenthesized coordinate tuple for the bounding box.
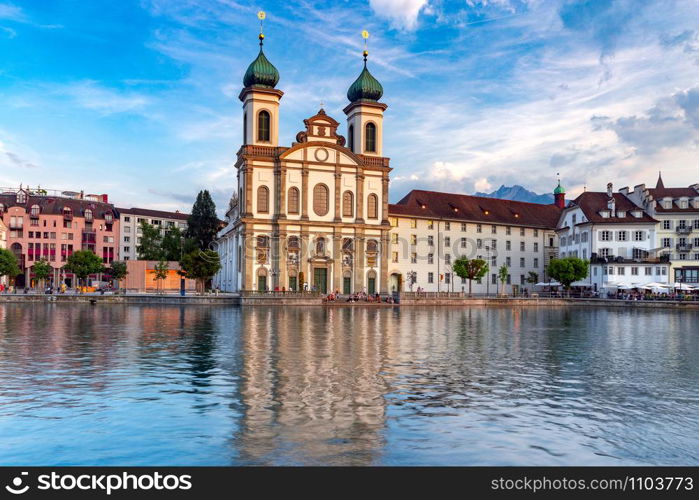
(179, 250, 221, 295)
(162, 226, 185, 261)
(109, 261, 129, 293)
(498, 264, 510, 296)
(137, 222, 164, 260)
(153, 259, 169, 294)
(64, 250, 104, 289)
(32, 259, 52, 289)
(186, 190, 219, 251)
(452, 257, 489, 296)
(0, 248, 21, 284)
(547, 257, 589, 291)
(526, 271, 539, 285)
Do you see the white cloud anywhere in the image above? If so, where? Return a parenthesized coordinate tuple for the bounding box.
(56, 81, 150, 115)
(369, 0, 429, 30)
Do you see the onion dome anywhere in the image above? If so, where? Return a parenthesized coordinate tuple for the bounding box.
(243, 34, 279, 89)
(554, 180, 565, 195)
(347, 51, 383, 102)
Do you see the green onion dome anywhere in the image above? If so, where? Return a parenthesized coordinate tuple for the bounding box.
(554, 181, 565, 195)
(243, 35, 279, 89)
(347, 51, 383, 102)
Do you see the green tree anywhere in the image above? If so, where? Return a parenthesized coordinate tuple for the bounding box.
(162, 226, 184, 261)
(64, 250, 104, 289)
(547, 257, 589, 292)
(137, 222, 164, 260)
(0, 248, 21, 285)
(452, 257, 489, 296)
(179, 250, 221, 295)
(186, 190, 219, 251)
(498, 264, 510, 296)
(109, 261, 129, 294)
(153, 259, 169, 294)
(526, 271, 539, 285)
(32, 259, 52, 290)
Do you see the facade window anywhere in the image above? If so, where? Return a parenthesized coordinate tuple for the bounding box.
(618, 267, 625, 275)
(428, 253, 434, 264)
(460, 237, 466, 248)
(365, 123, 376, 152)
(506, 226, 511, 235)
(476, 224, 482, 233)
(391, 233, 398, 244)
(348, 125, 354, 152)
(367, 193, 378, 219)
(600, 230, 611, 241)
(428, 235, 434, 246)
(444, 236, 451, 247)
(257, 110, 271, 142)
(520, 241, 525, 251)
(645, 267, 652, 275)
(506, 256, 511, 266)
(618, 231, 627, 241)
(492, 273, 497, 285)
(30, 205, 40, 217)
(445, 273, 451, 285)
(662, 238, 671, 247)
(491, 225, 497, 234)
(445, 254, 451, 264)
(288, 187, 300, 214)
(663, 220, 672, 230)
(411, 219, 417, 229)
(427, 220, 434, 230)
(342, 191, 354, 217)
(316, 237, 326, 255)
(428, 272, 434, 284)
(392, 251, 398, 263)
(366, 240, 378, 253)
(313, 184, 330, 216)
(461, 222, 467, 231)
(631, 267, 638, 276)
(477, 239, 482, 249)
(533, 258, 539, 268)
(257, 185, 270, 213)
(520, 227, 525, 236)
(534, 229, 539, 237)
(506, 240, 511, 251)
(17, 191, 26, 204)
(633, 231, 644, 241)
(411, 234, 417, 245)
(520, 257, 525, 268)
(445, 222, 450, 231)
(411, 252, 417, 264)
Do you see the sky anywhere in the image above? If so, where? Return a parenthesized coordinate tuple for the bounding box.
(1, 0, 698, 215)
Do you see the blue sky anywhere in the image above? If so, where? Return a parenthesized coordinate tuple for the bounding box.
(1, 0, 698, 214)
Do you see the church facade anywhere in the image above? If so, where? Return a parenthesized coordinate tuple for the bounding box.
(215, 34, 392, 294)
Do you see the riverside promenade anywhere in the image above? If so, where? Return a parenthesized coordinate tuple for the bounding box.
(2, 292, 699, 309)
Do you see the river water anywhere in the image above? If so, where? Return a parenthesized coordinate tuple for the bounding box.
(0, 303, 697, 465)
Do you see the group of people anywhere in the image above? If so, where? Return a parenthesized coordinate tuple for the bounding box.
(322, 290, 397, 304)
(606, 291, 697, 301)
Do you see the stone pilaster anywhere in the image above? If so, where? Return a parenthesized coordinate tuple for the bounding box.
(300, 226, 310, 289)
(332, 229, 342, 293)
(355, 173, 365, 223)
(278, 166, 287, 219)
(301, 165, 309, 221)
(277, 228, 288, 291)
(244, 166, 254, 217)
(242, 228, 254, 291)
(333, 172, 342, 222)
(380, 230, 390, 294)
(354, 228, 365, 293)
(381, 174, 390, 225)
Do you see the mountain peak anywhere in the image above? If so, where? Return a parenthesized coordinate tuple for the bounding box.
(474, 185, 554, 205)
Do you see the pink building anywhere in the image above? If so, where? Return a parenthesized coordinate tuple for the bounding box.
(0, 186, 120, 288)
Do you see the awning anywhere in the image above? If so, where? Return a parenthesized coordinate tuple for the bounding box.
(534, 281, 561, 287)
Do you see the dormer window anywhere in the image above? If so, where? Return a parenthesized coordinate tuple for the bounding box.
(30, 204, 40, 218)
(105, 212, 114, 224)
(664, 200, 672, 209)
(16, 191, 27, 204)
(600, 211, 610, 218)
(84, 209, 93, 222)
(680, 200, 688, 209)
(617, 210, 626, 218)
(63, 207, 73, 220)
(631, 210, 642, 218)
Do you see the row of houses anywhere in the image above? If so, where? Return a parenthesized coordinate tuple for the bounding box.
(0, 187, 189, 288)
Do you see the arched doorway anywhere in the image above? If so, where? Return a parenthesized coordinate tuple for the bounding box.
(389, 272, 402, 293)
(367, 270, 377, 295)
(257, 267, 268, 292)
(288, 269, 298, 292)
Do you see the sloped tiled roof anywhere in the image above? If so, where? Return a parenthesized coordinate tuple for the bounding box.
(0, 193, 117, 219)
(572, 192, 656, 223)
(389, 189, 562, 229)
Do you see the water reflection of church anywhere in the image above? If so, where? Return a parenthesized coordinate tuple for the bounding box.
(215, 29, 391, 295)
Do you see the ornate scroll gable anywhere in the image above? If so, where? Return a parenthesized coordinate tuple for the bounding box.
(294, 108, 346, 146)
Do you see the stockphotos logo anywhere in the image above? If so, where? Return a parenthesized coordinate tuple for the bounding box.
(5, 472, 30, 495)
(5, 471, 193, 496)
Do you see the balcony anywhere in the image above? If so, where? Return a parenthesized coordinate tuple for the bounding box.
(8, 221, 23, 230)
(82, 231, 97, 244)
(63, 212, 73, 221)
(676, 226, 692, 235)
(676, 243, 693, 252)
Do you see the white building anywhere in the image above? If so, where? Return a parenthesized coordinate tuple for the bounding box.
(387, 189, 562, 294)
(622, 174, 699, 284)
(116, 207, 189, 261)
(556, 183, 670, 291)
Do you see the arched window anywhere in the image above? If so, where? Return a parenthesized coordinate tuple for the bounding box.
(288, 187, 300, 214)
(316, 237, 326, 256)
(30, 205, 40, 218)
(257, 185, 269, 213)
(367, 193, 379, 219)
(365, 123, 376, 152)
(258, 110, 271, 142)
(313, 184, 329, 216)
(105, 212, 114, 224)
(348, 125, 354, 152)
(367, 240, 378, 253)
(342, 191, 353, 217)
(84, 209, 93, 222)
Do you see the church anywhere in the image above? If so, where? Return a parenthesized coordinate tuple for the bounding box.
(215, 30, 392, 294)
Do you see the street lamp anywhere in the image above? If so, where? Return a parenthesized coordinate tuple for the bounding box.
(485, 246, 491, 296)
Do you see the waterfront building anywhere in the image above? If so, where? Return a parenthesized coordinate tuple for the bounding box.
(0, 218, 6, 287)
(116, 207, 189, 261)
(556, 182, 670, 290)
(622, 174, 699, 284)
(387, 189, 561, 293)
(215, 32, 391, 293)
(0, 186, 119, 288)
(121, 260, 196, 293)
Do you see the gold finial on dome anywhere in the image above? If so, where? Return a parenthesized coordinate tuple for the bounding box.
(257, 11, 266, 44)
(361, 30, 369, 61)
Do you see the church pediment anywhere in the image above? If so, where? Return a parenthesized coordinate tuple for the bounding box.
(294, 108, 345, 146)
(280, 141, 362, 166)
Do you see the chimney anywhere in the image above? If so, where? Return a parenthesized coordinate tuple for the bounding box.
(606, 183, 613, 198)
(102, 194, 109, 203)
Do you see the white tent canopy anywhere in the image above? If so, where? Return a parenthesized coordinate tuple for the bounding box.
(534, 281, 561, 287)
